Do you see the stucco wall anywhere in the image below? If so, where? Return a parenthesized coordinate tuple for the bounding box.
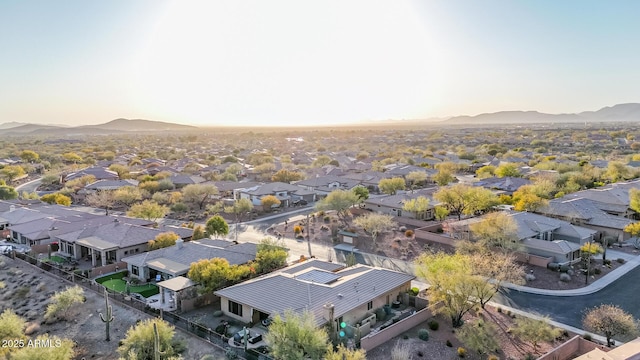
(360, 308, 432, 352)
(539, 335, 609, 360)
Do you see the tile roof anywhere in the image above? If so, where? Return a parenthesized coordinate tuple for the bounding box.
(215, 262, 414, 327)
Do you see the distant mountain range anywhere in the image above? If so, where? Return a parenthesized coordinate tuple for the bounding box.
(0, 118, 198, 135)
(444, 103, 640, 125)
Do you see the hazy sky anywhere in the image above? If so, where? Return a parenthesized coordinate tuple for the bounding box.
(1, 1, 639, 127)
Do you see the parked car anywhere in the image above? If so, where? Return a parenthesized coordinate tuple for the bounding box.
(292, 199, 308, 206)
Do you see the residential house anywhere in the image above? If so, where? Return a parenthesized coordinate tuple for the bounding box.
(80, 179, 140, 194)
(122, 238, 257, 282)
(64, 166, 118, 182)
(536, 197, 633, 243)
(168, 174, 206, 188)
(363, 188, 438, 220)
(215, 260, 414, 332)
(237, 182, 315, 208)
(54, 221, 193, 267)
(473, 176, 531, 195)
(340, 171, 389, 192)
(294, 175, 359, 198)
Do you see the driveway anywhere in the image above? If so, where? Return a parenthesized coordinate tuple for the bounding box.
(493, 265, 640, 329)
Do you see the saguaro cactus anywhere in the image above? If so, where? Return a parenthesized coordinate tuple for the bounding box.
(99, 289, 115, 341)
(153, 322, 167, 360)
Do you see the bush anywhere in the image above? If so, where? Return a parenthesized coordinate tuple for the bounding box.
(559, 273, 571, 282)
(525, 273, 536, 282)
(428, 320, 439, 331)
(617, 258, 626, 264)
(547, 262, 560, 271)
(457, 347, 466, 358)
(446, 340, 453, 347)
(488, 356, 499, 360)
(375, 308, 386, 321)
(583, 333, 592, 341)
(524, 354, 536, 360)
(560, 264, 570, 272)
(594, 268, 601, 275)
(604, 259, 612, 265)
(213, 310, 223, 317)
(409, 287, 419, 296)
(497, 307, 502, 313)
(403, 334, 409, 340)
(405, 229, 414, 237)
(323, 216, 331, 223)
(418, 328, 429, 341)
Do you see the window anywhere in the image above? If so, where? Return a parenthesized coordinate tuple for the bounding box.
(367, 301, 373, 310)
(131, 266, 139, 276)
(135, 248, 140, 253)
(229, 300, 243, 317)
(124, 251, 128, 255)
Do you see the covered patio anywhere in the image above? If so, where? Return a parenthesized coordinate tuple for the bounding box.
(156, 276, 196, 312)
(76, 236, 118, 267)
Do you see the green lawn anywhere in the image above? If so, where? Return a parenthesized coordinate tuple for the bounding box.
(101, 278, 159, 298)
(48, 256, 66, 264)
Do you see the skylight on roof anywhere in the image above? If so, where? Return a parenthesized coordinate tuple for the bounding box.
(296, 269, 341, 284)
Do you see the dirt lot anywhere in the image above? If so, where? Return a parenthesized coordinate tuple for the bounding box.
(0, 256, 226, 360)
(366, 305, 569, 360)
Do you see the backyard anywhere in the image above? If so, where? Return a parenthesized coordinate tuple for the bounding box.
(95, 271, 159, 298)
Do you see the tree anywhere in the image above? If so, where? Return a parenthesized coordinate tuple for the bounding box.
(255, 238, 288, 273)
(85, 190, 116, 215)
(109, 164, 130, 179)
(40, 193, 72, 206)
(187, 258, 250, 293)
(0, 185, 18, 200)
(205, 214, 229, 238)
(434, 205, 449, 221)
(312, 155, 332, 168)
(260, 195, 281, 210)
(114, 186, 143, 206)
(495, 163, 522, 178)
(352, 185, 369, 203)
(271, 169, 305, 183)
(434, 184, 498, 220)
(0, 309, 26, 357)
(468, 212, 521, 252)
(353, 213, 395, 248)
(630, 188, 640, 214)
(1, 165, 26, 182)
(414, 252, 477, 327)
(316, 189, 360, 225)
(44, 285, 85, 321)
(465, 248, 525, 308)
(148, 232, 179, 250)
(10, 335, 75, 360)
(191, 225, 205, 240)
(264, 309, 330, 360)
(127, 200, 169, 222)
(406, 171, 427, 189)
(583, 304, 638, 347)
(325, 344, 366, 360)
(65, 175, 96, 192)
(434, 170, 455, 186)
(402, 196, 431, 219)
(118, 318, 180, 360)
(20, 150, 40, 163)
(475, 165, 496, 179)
(62, 152, 83, 163)
(224, 198, 253, 240)
(580, 242, 603, 285)
(513, 193, 547, 212)
(378, 177, 406, 195)
(457, 319, 499, 355)
(181, 184, 218, 210)
(139, 181, 160, 193)
(510, 317, 561, 353)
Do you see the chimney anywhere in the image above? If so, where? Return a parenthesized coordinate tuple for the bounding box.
(176, 239, 184, 249)
(9, 205, 15, 212)
(323, 303, 335, 322)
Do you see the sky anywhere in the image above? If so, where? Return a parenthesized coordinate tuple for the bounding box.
(1, 0, 639, 127)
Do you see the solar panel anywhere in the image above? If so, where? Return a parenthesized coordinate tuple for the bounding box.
(296, 269, 341, 284)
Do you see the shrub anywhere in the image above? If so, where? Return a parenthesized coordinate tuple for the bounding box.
(405, 229, 414, 237)
(594, 268, 601, 275)
(323, 216, 331, 223)
(457, 347, 466, 358)
(488, 356, 499, 360)
(403, 334, 409, 340)
(525, 273, 536, 282)
(524, 354, 536, 360)
(391, 340, 411, 360)
(547, 262, 560, 271)
(559, 273, 571, 282)
(497, 307, 502, 313)
(583, 333, 592, 341)
(213, 310, 223, 317)
(617, 258, 626, 264)
(410, 287, 419, 296)
(375, 308, 386, 321)
(399, 226, 407, 232)
(418, 328, 429, 341)
(560, 264, 570, 272)
(446, 340, 453, 347)
(604, 259, 612, 265)
(428, 320, 440, 331)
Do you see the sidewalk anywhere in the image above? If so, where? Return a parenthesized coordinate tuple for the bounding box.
(502, 249, 640, 296)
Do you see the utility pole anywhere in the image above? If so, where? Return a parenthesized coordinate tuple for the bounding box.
(306, 212, 312, 258)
